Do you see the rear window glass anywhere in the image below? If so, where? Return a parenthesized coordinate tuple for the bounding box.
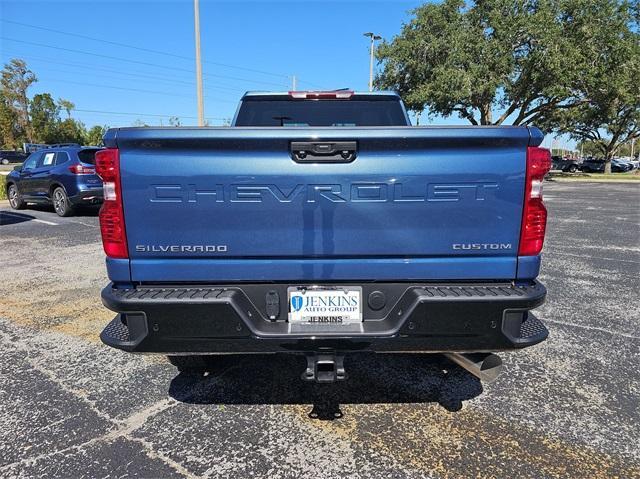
(55, 152, 70, 165)
(235, 99, 408, 127)
(77, 149, 100, 165)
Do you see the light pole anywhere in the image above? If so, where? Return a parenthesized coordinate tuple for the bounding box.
(364, 32, 382, 92)
(194, 0, 205, 126)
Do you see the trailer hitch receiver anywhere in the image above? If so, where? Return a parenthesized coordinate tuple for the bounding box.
(302, 354, 346, 383)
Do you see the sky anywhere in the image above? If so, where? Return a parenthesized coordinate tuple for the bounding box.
(0, 0, 563, 148)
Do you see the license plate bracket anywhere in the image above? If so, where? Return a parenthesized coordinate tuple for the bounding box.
(287, 286, 363, 325)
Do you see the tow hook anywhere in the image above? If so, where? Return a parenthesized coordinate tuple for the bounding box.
(302, 353, 346, 383)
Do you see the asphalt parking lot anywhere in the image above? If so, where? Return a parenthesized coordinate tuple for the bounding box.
(0, 181, 638, 478)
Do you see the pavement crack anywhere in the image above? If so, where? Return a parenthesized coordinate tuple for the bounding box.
(104, 398, 177, 439)
(127, 436, 201, 479)
(0, 327, 115, 423)
(0, 399, 178, 474)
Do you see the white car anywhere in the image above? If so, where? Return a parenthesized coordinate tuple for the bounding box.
(616, 157, 638, 169)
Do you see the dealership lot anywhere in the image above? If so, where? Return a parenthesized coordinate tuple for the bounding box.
(0, 182, 638, 478)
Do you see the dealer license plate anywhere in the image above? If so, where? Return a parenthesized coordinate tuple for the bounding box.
(287, 287, 362, 325)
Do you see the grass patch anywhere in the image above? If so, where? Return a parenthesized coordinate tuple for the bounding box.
(0, 180, 6, 200)
(548, 170, 640, 182)
(0, 163, 21, 172)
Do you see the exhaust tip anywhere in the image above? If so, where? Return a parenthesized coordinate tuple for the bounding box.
(444, 352, 503, 383)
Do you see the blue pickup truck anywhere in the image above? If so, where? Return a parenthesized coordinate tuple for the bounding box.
(98, 91, 550, 382)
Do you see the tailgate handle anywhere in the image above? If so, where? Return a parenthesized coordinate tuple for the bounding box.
(290, 141, 357, 163)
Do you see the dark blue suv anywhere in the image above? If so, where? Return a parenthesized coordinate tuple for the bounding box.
(5, 145, 103, 217)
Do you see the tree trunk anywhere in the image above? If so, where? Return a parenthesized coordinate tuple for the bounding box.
(604, 152, 613, 174)
(480, 104, 492, 125)
(20, 91, 32, 142)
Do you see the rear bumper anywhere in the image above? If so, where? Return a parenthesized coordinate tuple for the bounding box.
(69, 187, 103, 204)
(100, 281, 548, 354)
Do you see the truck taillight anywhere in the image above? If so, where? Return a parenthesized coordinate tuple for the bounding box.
(519, 146, 552, 256)
(68, 164, 96, 175)
(95, 148, 128, 259)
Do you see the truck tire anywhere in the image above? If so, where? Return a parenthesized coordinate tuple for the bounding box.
(8, 184, 25, 209)
(167, 355, 221, 373)
(567, 164, 577, 173)
(52, 186, 74, 217)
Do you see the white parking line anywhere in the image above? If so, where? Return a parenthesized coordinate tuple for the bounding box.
(69, 220, 99, 228)
(1, 211, 59, 226)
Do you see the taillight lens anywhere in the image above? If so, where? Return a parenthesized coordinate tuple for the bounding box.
(68, 164, 96, 175)
(95, 148, 128, 258)
(519, 146, 552, 256)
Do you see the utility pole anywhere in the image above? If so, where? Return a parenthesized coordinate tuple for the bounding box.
(291, 75, 297, 90)
(194, 0, 205, 126)
(363, 32, 382, 92)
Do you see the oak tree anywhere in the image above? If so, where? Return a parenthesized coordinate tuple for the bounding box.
(375, 0, 636, 129)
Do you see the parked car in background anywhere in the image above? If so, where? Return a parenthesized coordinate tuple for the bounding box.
(580, 158, 633, 173)
(612, 159, 634, 172)
(551, 155, 581, 172)
(5, 145, 103, 216)
(613, 158, 636, 171)
(0, 150, 28, 165)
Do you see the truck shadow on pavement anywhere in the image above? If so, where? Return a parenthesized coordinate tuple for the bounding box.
(168, 353, 482, 419)
(18, 204, 100, 217)
(1, 211, 37, 225)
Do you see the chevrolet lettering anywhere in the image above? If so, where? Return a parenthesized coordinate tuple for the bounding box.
(150, 182, 500, 204)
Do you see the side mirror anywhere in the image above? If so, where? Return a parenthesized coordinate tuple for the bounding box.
(13, 165, 22, 172)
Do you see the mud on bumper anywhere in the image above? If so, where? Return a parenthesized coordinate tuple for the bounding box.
(100, 281, 548, 354)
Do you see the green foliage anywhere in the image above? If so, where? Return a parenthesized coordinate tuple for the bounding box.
(30, 93, 60, 144)
(0, 59, 114, 148)
(56, 118, 87, 144)
(0, 180, 6, 201)
(57, 98, 75, 119)
(0, 90, 21, 149)
(85, 125, 109, 146)
(376, 0, 637, 128)
(1, 59, 36, 146)
(576, 141, 603, 157)
(547, 6, 639, 172)
(577, 140, 638, 159)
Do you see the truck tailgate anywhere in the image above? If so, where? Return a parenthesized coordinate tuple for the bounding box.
(109, 127, 534, 282)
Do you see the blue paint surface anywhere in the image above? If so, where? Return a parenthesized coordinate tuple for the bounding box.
(105, 125, 542, 282)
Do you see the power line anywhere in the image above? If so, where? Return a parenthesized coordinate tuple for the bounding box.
(1, 18, 291, 80)
(39, 77, 237, 102)
(73, 108, 228, 121)
(297, 78, 328, 89)
(1, 37, 288, 88)
(1, 49, 247, 93)
(27, 64, 244, 95)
